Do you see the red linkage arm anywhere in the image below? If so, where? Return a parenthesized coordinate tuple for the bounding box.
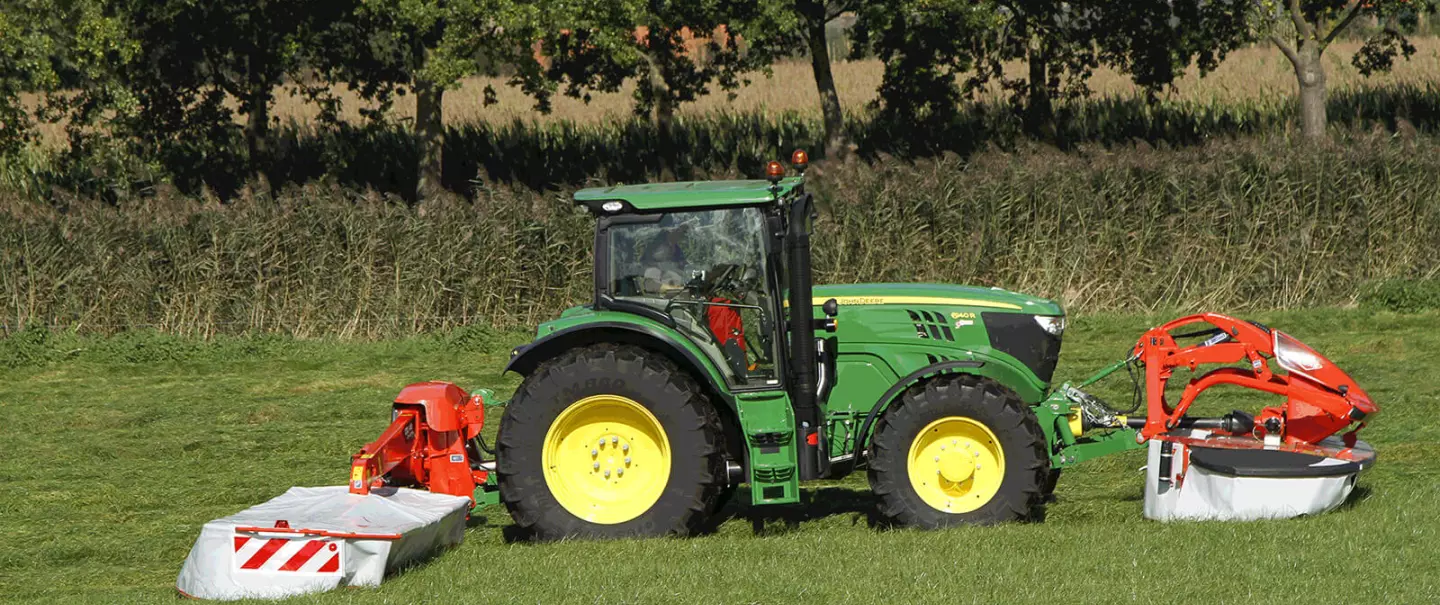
(349, 410, 422, 495)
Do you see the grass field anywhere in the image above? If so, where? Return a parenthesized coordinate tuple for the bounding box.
(1, 310, 1437, 604)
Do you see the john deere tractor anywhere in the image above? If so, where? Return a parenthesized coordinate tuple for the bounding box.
(495, 153, 1124, 539)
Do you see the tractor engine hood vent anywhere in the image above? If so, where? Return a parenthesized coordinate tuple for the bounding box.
(906, 309, 956, 342)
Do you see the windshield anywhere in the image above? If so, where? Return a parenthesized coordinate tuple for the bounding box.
(607, 208, 779, 387)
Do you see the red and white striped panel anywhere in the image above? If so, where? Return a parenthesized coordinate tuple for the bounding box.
(232, 532, 343, 576)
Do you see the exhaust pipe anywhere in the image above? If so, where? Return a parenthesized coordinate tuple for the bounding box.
(786, 192, 825, 480)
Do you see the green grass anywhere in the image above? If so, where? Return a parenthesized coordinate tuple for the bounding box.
(2, 309, 1438, 604)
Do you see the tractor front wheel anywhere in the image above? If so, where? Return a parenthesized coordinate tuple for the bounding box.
(497, 344, 725, 540)
(868, 374, 1049, 528)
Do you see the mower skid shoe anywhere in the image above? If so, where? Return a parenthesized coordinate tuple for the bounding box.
(176, 486, 470, 600)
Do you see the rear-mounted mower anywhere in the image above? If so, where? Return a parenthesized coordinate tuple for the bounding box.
(178, 152, 1379, 599)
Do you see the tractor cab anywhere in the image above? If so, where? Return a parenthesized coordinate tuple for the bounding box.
(580, 193, 785, 388)
(569, 157, 837, 484)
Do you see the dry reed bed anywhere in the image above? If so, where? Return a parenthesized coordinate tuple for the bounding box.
(3, 134, 1436, 338)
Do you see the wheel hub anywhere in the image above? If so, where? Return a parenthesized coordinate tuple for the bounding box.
(542, 395, 670, 524)
(937, 449, 977, 483)
(907, 416, 1006, 513)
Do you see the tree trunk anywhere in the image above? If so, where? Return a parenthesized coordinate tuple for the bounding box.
(644, 52, 676, 179)
(414, 77, 445, 200)
(245, 47, 271, 184)
(1293, 41, 1328, 140)
(1024, 35, 1056, 142)
(800, 0, 846, 158)
(246, 95, 270, 179)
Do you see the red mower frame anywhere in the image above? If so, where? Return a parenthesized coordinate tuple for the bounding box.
(1133, 313, 1378, 448)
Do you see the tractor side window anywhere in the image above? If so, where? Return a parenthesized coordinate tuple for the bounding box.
(607, 208, 779, 388)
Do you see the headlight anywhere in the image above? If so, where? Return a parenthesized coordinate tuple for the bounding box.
(1034, 315, 1066, 337)
(1273, 331, 1323, 373)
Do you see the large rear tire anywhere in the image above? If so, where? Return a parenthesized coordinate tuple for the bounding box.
(497, 344, 725, 540)
(868, 374, 1049, 528)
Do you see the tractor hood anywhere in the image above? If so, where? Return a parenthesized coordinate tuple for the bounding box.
(813, 283, 1065, 390)
(812, 283, 1063, 316)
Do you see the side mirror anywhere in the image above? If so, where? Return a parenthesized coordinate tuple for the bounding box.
(822, 298, 838, 317)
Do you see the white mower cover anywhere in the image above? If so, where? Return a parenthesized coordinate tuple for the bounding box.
(1144, 433, 1371, 522)
(176, 486, 471, 600)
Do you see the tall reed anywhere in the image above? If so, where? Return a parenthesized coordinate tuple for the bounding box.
(4, 133, 1437, 338)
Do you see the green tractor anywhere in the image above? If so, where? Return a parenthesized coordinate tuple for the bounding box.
(494, 154, 1130, 539)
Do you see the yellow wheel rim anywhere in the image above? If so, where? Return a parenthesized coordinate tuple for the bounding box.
(907, 416, 1005, 513)
(542, 395, 670, 524)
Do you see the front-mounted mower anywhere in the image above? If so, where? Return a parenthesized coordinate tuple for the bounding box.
(179, 150, 1383, 598)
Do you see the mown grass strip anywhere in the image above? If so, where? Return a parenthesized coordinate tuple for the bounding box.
(0, 309, 1435, 603)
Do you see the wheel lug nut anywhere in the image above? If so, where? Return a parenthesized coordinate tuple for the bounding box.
(593, 462, 600, 470)
(621, 444, 629, 452)
(612, 437, 618, 444)
(604, 470, 610, 478)
(591, 449, 598, 457)
(933, 456, 940, 462)
(624, 457, 631, 464)
(599, 439, 605, 447)
(616, 468, 623, 476)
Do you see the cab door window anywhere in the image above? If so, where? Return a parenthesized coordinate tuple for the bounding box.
(606, 208, 779, 388)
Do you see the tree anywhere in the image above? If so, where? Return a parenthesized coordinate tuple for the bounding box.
(848, 0, 993, 139)
(792, 0, 855, 158)
(888, 0, 1247, 143)
(318, 0, 551, 199)
(1092, 0, 1251, 96)
(0, 7, 55, 159)
(965, 0, 1102, 140)
(0, 0, 132, 160)
(849, 0, 1257, 147)
(1252, 0, 1438, 139)
(545, 1, 792, 132)
(849, 0, 1103, 143)
(118, 0, 339, 181)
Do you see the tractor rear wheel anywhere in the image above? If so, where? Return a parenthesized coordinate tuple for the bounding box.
(497, 344, 725, 540)
(868, 374, 1049, 528)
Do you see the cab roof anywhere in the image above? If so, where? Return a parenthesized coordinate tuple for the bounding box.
(574, 178, 802, 214)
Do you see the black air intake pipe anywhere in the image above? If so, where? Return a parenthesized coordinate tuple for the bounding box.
(786, 193, 823, 480)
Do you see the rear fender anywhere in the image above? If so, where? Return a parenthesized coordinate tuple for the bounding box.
(852, 354, 1047, 459)
(505, 320, 748, 473)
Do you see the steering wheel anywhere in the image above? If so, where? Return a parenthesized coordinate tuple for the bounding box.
(688, 264, 740, 298)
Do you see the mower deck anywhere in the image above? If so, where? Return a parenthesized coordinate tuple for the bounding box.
(175, 486, 470, 601)
(1143, 431, 1373, 522)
